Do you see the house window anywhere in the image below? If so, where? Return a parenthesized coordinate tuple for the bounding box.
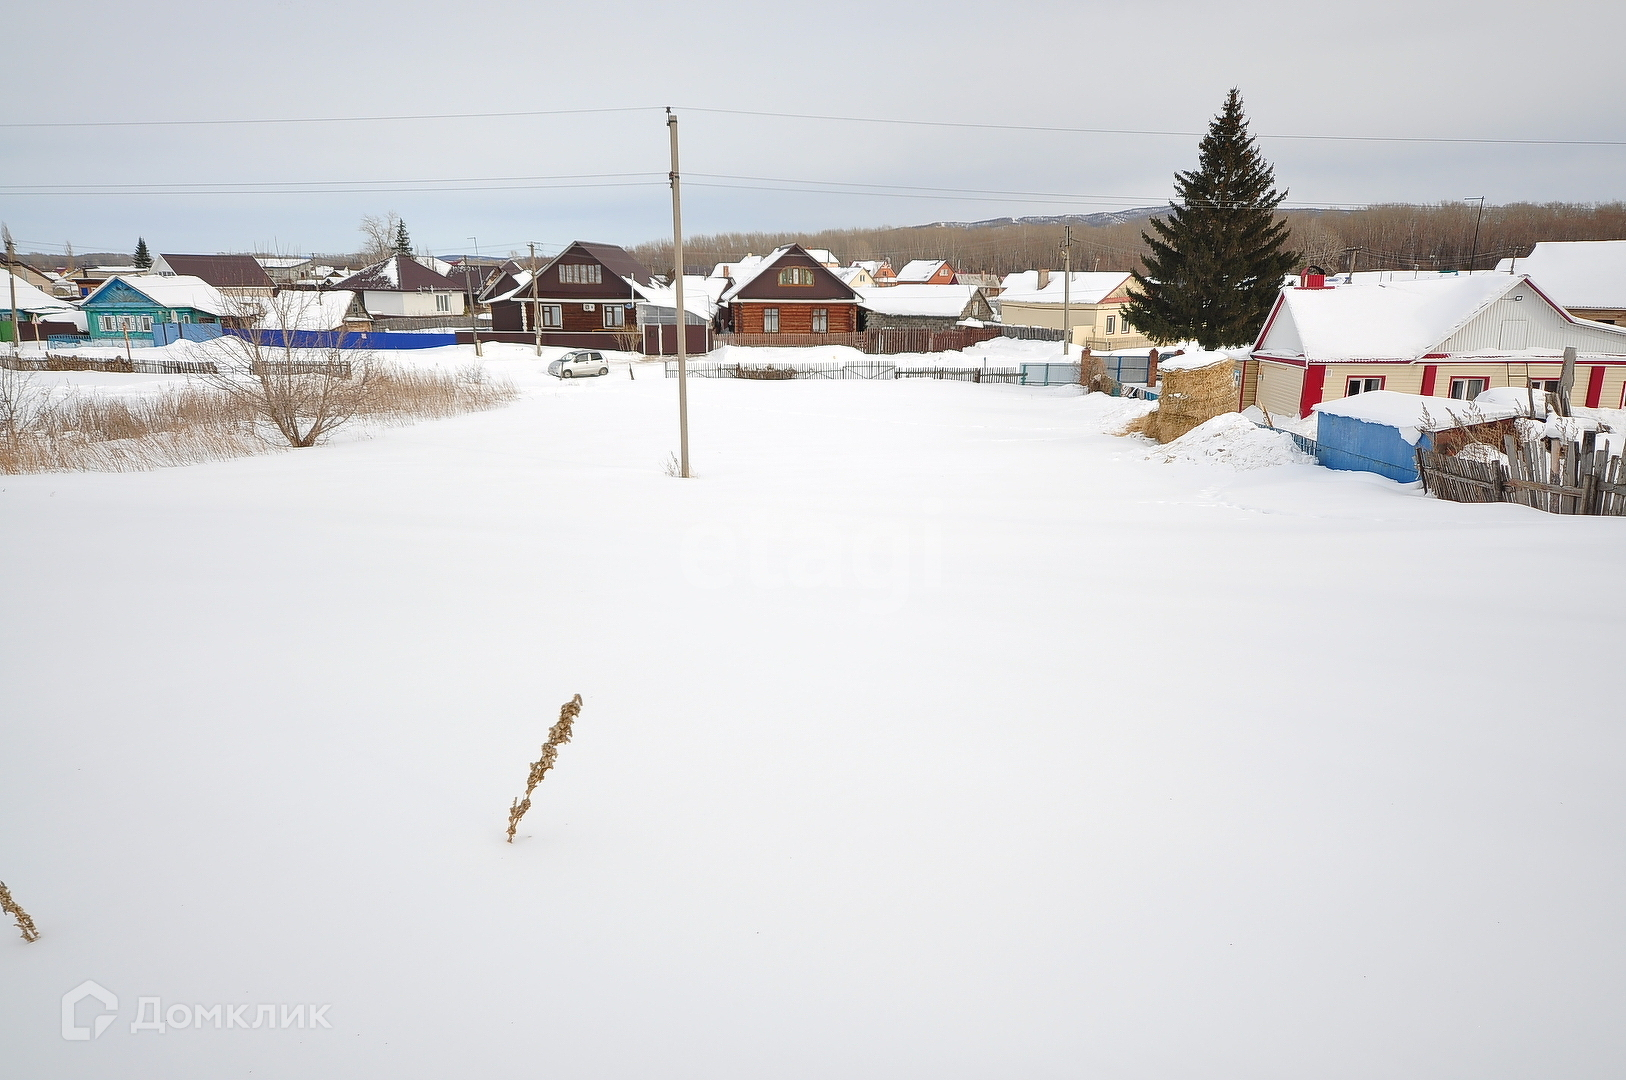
(603, 305, 625, 328)
(100, 316, 116, 332)
(762, 308, 780, 333)
(435, 294, 451, 312)
(812, 308, 828, 333)
(1529, 379, 1561, 393)
(1449, 377, 1489, 401)
(540, 304, 562, 329)
(558, 263, 602, 285)
(778, 266, 815, 286)
(1105, 315, 1116, 334)
(1346, 377, 1384, 395)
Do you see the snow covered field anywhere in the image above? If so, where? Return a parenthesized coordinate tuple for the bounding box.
(3, 348, 1624, 1079)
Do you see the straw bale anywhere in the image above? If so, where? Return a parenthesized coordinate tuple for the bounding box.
(1143, 357, 1238, 443)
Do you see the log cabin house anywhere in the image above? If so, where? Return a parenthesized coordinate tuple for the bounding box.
(482, 241, 653, 340)
(716, 244, 860, 336)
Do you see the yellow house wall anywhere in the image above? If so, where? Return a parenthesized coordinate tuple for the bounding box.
(1256, 361, 1305, 419)
(1312, 361, 1626, 411)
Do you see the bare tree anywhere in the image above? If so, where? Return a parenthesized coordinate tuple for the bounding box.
(193, 292, 381, 448)
(358, 212, 404, 265)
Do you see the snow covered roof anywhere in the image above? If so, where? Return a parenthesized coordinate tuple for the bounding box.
(857, 283, 976, 317)
(86, 274, 232, 315)
(1314, 389, 1526, 444)
(0, 270, 74, 313)
(249, 291, 364, 331)
(636, 276, 720, 321)
(1255, 274, 1626, 361)
(1495, 241, 1626, 310)
(336, 255, 462, 293)
(997, 271, 1131, 305)
(709, 256, 765, 281)
(1158, 348, 1235, 373)
(804, 249, 839, 267)
(895, 259, 951, 284)
(834, 267, 872, 286)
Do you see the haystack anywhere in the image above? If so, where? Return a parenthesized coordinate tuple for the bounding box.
(1140, 350, 1238, 443)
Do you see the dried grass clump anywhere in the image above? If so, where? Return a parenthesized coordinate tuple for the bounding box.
(731, 364, 797, 380)
(0, 362, 518, 475)
(0, 880, 40, 943)
(506, 694, 584, 843)
(1141, 356, 1238, 443)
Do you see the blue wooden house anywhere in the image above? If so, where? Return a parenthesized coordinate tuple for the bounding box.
(80, 275, 234, 344)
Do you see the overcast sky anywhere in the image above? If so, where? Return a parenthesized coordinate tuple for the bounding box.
(5, 0, 1623, 262)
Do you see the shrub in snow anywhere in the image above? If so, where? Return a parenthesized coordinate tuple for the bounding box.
(506, 695, 584, 843)
(0, 880, 40, 943)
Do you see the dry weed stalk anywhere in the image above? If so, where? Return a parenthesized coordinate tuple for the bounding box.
(0, 880, 40, 943)
(506, 694, 584, 842)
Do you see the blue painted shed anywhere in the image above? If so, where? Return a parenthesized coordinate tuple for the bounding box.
(1312, 390, 1524, 483)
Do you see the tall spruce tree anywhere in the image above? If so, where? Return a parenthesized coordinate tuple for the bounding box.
(1124, 89, 1298, 348)
(393, 221, 412, 257)
(133, 237, 153, 270)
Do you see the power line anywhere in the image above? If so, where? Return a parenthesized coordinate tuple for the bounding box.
(2, 102, 1622, 149)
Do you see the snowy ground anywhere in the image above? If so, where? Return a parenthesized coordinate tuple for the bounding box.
(3, 346, 1624, 1079)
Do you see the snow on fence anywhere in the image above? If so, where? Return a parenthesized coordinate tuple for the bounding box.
(714, 326, 1002, 355)
(1417, 435, 1626, 516)
(664, 361, 1054, 384)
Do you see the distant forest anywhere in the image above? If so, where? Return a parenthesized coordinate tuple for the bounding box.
(633, 202, 1626, 279)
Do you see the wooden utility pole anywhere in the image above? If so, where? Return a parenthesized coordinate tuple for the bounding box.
(1559, 346, 1576, 417)
(1059, 225, 1076, 356)
(1466, 196, 1486, 271)
(4, 225, 18, 358)
(466, 236, 482, 357)
(667, 108, 690, 478)
(530, 242, 542, 356)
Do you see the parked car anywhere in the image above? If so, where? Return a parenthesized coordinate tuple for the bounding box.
(547, 350, 611, 378)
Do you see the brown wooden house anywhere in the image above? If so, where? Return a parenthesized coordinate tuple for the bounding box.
(717, 244, 860, 335)
(483, 241, 653, 339)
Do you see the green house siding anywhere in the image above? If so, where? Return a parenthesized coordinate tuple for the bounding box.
(82, 280, 218, 340)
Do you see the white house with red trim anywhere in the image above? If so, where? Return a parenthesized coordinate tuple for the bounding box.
(1242, 271, 1626, 418)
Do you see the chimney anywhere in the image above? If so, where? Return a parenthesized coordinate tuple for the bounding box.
(1297, 264, 1329, 290)
(1036, 268, 1050, 291)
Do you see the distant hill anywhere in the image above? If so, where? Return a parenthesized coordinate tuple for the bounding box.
(920, 207, 1173, 230)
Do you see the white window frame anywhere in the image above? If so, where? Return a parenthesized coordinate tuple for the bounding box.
(435, 294, 451, 312)
(558, 263, 602, 285)
(1449, 377, 1489, 401)
(1105, 315, 1116, 334)
(811, 308, 828, 333)
(1346, 377, 1383, 395)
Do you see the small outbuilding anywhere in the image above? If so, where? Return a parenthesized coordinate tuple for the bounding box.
(1311, 390, 1526, 483)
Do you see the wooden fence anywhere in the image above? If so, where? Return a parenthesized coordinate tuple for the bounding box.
(1416, 435, 1626, 516)
(715, 326, 1004, 355)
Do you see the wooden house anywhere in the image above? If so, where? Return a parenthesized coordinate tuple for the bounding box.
(995, 270, 1149, 349)
(716, 244, 860, 336)
(153, 254, 276, 298)
(851, 260, 897, 285)
(1497, 241, 1626, 325)
(334, 255, 467, 318)
(857, 284, 994, 330)
(1, 270, 83, 342)
(895, 259, 957, 286)
(1244, 271, 1626, 418)
(482, 241, 653, 338)
(80, 275, 235, 342)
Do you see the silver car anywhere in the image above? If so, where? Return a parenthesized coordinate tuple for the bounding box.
(547, 350, 611, 378)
